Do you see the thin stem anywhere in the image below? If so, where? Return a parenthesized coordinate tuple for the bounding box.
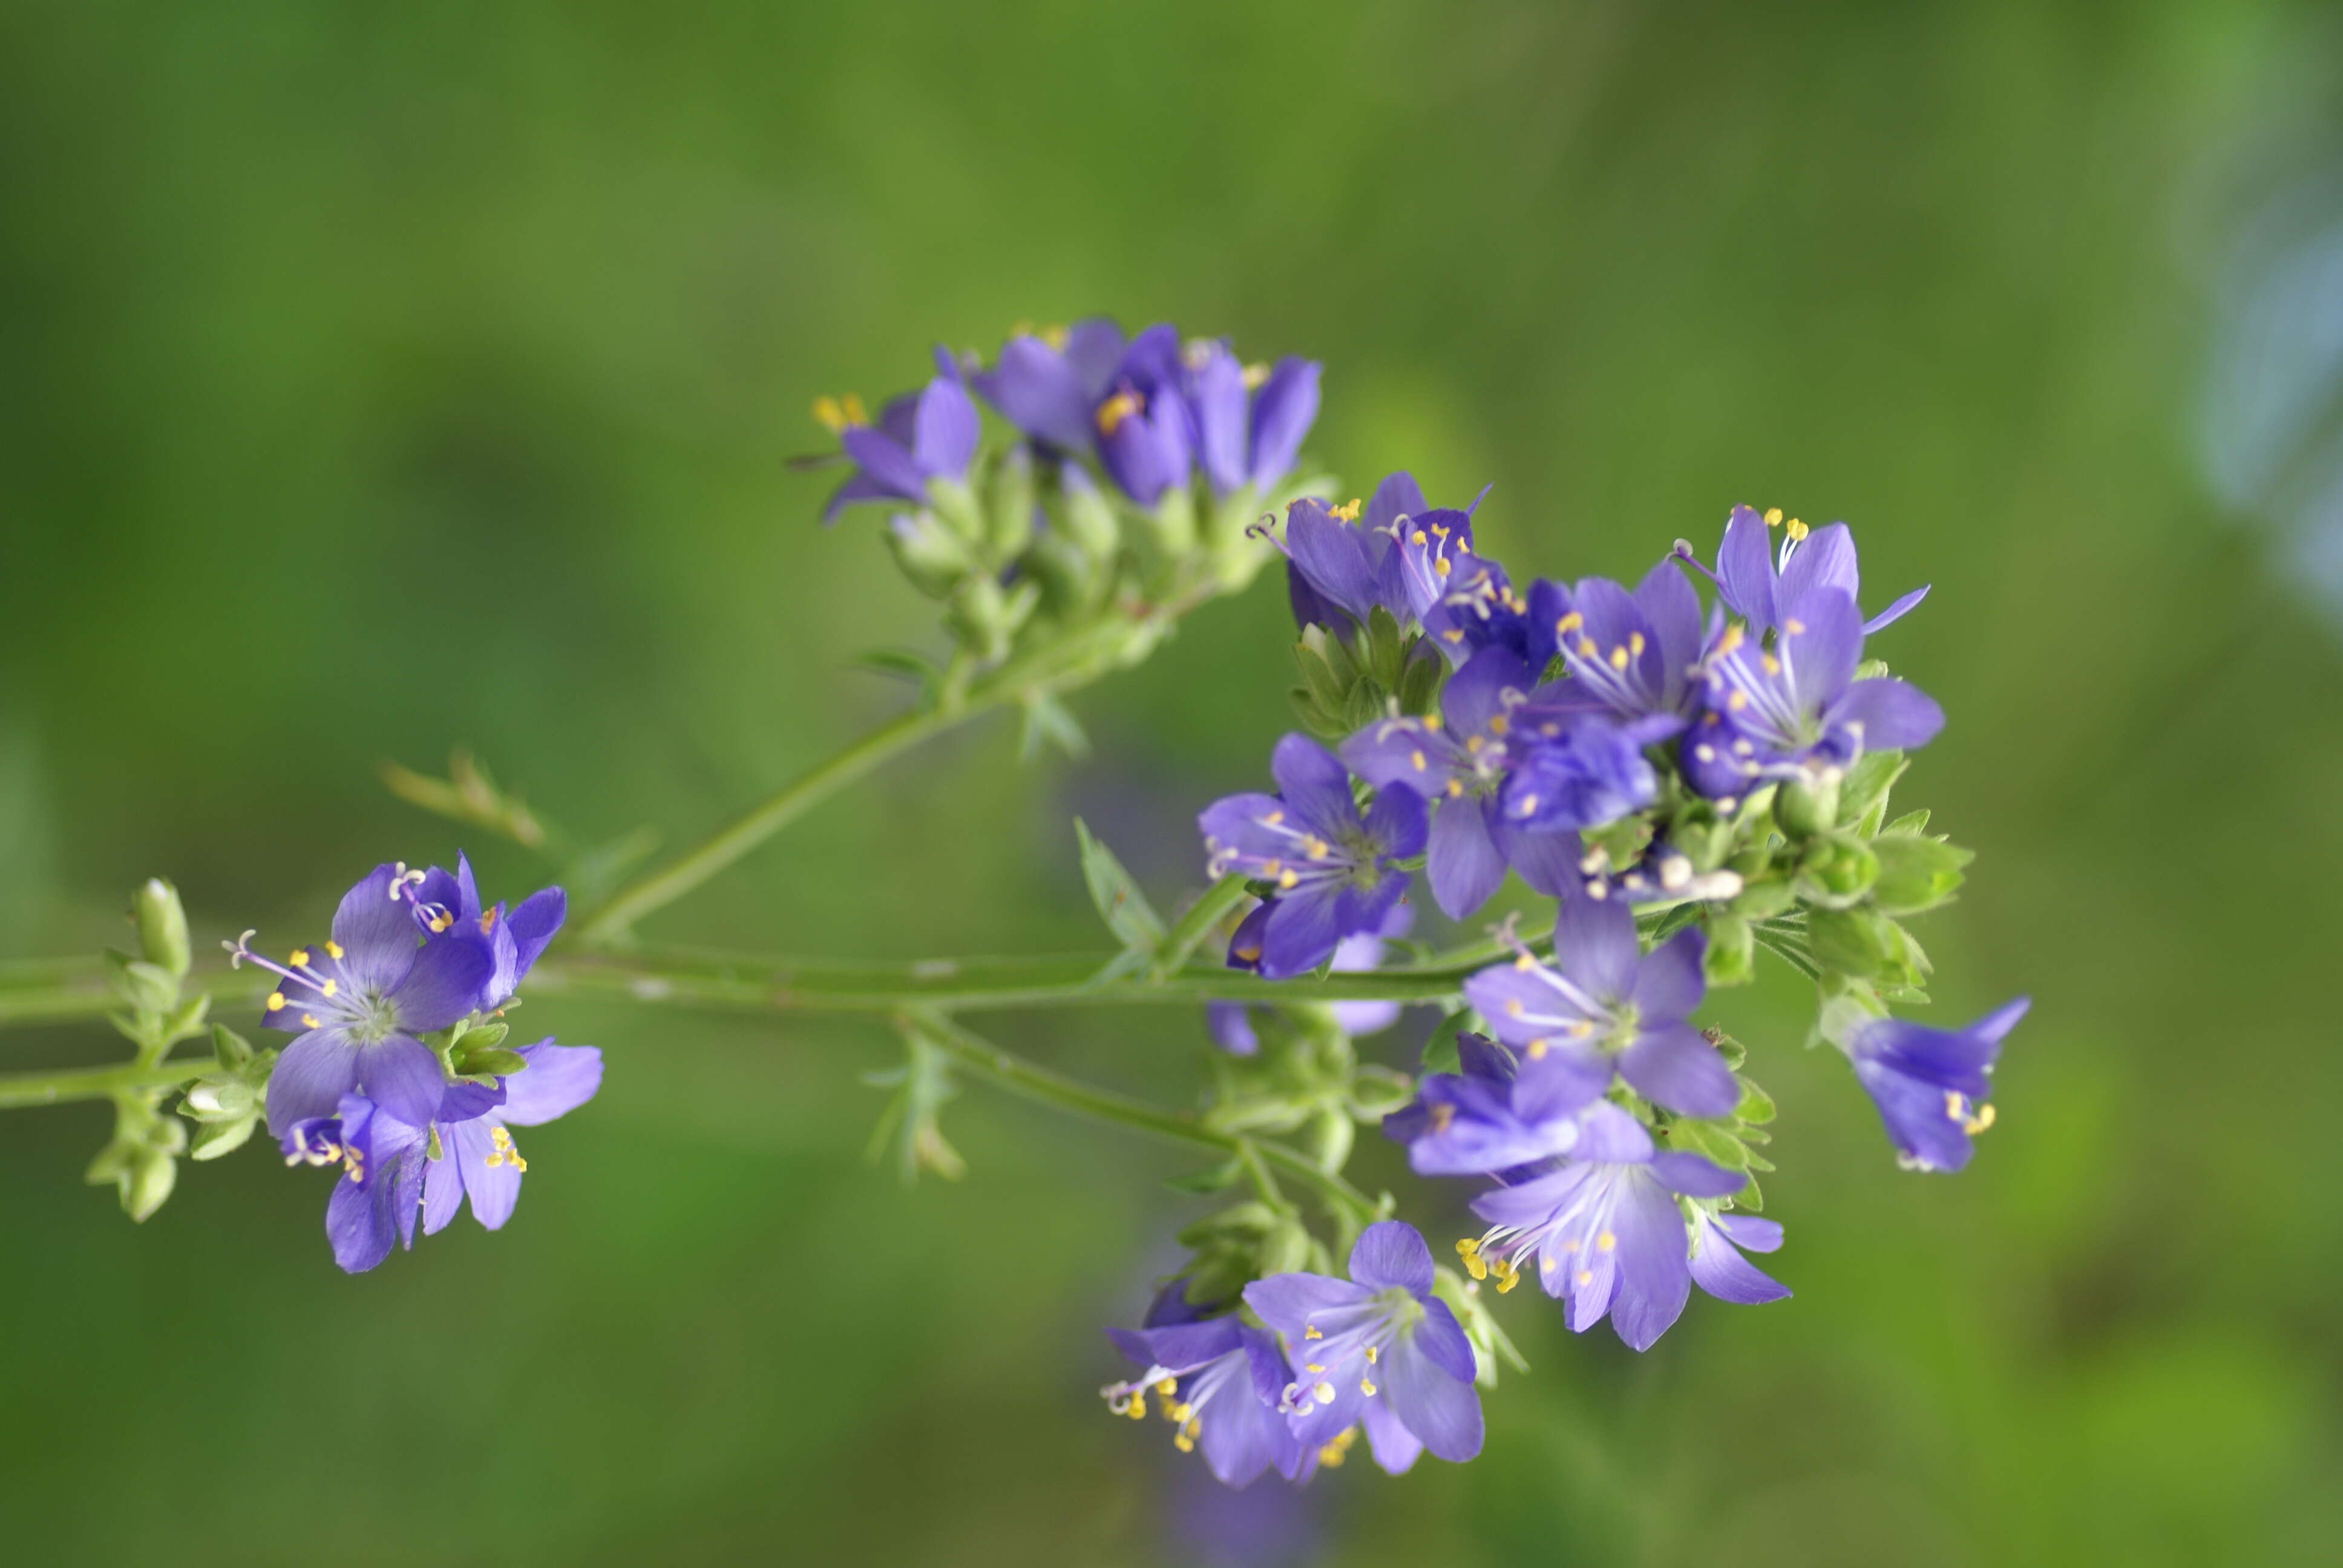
(902, 1008, 1377, 1225)
(1151, 874, 1252, 979)
(0, 1056, 215, 1110)
(577, 612, 1158, 945)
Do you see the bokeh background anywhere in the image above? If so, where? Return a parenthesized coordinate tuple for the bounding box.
(5, 2, 2342, 1563)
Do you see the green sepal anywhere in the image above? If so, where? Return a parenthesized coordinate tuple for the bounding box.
(1346, 1065, 1415, 1119)
(1869, 832, 1972, 915)
(1835, 750, 1907, 835)
(1420, 1009, 1475, 1076)
(1433, 1266, 1531, 1388)
(1394, 646, 1446, 716)
(1164, 1158, 1245, 1195)
(105, 951, 179, 1016)
(985, 444, 1036, 558)
(211, 1023, 254, 1071)
(1804, 905, 1899, 979)
(1702, 913, 1755, 988)
(188, 1116, 257, 1162)
(1073, 819, 1165, 952)
(1774, 775, 1840, 839)
(1794, 835, 1879, 909)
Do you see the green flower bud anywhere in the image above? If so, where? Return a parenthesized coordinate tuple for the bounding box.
(1702, 913, 1755, 987)
(883, 509, 978, 598)
(1794, 836, 1879, 910)
(123, 1148, 176, 1222)
(180, 1078, 254, 1122)
(105, 952, 179, 1016)
(1805, 905, 1899, 980)
(1059, 471, 1121, 561)
(133, 878, 191, 979)
(985, 445, 1036, 558)
(211, 1022, 254, 1071)
(1775, 773, 1841, 838)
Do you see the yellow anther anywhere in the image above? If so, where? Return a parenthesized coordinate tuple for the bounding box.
(1595, 1230, 1616, 1253)
(1489, 714, 1509, 736)
(1514, 953, 1536, 972)
(1491, 1258, 1520, 1293)
(1095, 390, 1142, 436)
(1444, 779, 1464, 798)
(1525, 1039, 1549, 1060)
(1233, 945, 1262, 963)
(1127, 1393, 1148, 1421)
(1763, 508, 1783, 527)
(1556, 611, 1584, 635)
(1628, 632, 1646, 657)
(479, 908, 498, 935)
(1761, 653, 1781, 676)
(301, 1014, 320, 1029)
(1330, 498, 1362, 521)
(1262, 810, 1284, 826)
(1566, 1019, 1594, 1038)
(1714, 624, 1746, 657)
(1457, 1238, 1480, 1257)
(1576, 1269, 1594, 1285)
(1420, 714, 1440, 730)
(1409, 749, 1426, 771)
(1411, 529, 1428, 546)
(1173, 1432, 1194, 1453)
(1965, 1103, 1997, 1135)
(266, 992, 286, 1012)
(1504, 998, 1525, 1018)
(1429, 1103, 1455, 1133)
(1277, 870, 1299, 889)
(1442, 629, 1465, 643)
(1464, 735, 1484, 754)
(1312, 1380, 1336, 1404)
(1576, 636, 1598, 659)
(1783, 617, 1807, 636)
(1318, 1431, 1354, 1468)
(1726, 690, 1749, 711)
(1301, 837, 1329, 858)
(289, 949, 311, 968)
(323, 941, 344, 959)
(1304, 1325, 1323, 1340)
(1155, 1378, 1178, 1396)
(1365, 1346, 1378, 1364)
(812, 393, 869, 433)
(429, 915, 451, 933)
(1360, 1379, 1378, 1396)
(1461, 1248, 1487, 1281)
(1786, 518, 1808, 540)
(1608, 645, 1631, 671)
(1305, 1362, 1325, 1374)
(1516, 793, 1541, 814)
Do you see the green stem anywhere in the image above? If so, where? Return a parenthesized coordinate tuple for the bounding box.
(902, 1008, 1376, 1225)
(577, 612, 1159, 945)
(1151, 874, 1252, 979)
(0, 1056, 215, 1110)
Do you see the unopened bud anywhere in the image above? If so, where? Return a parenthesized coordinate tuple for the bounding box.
(133, 879, 191, 978)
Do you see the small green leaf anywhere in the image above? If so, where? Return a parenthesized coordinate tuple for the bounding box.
(1074, 819, 1165, 952)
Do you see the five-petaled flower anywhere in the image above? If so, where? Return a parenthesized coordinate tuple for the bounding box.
(422, 1039, 605, 1235)
(1683, 504, 1928, 638)
(1462, 893, 1740, 1119)
(1244, 1221, 1484, 1473)
(1101, 1315, 1305, 1489)
(1198, 735, 1426, 979)
(818, 358, 981, 523)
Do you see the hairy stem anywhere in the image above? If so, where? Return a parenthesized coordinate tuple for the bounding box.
(901, 1008, 1377, 1226)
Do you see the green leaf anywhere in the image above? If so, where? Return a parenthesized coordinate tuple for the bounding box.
(1018, 691, 1091, 763)
(1805, 906, 1898, 979)
(854, 647, 940, 686)
(1420, 1008, 1475, 1076)
(1074, 819, 1165, 953)
(1837, 750, 1907, 833)
(211, 1022, 254, 1071)
(1869, 832, 1972, 915)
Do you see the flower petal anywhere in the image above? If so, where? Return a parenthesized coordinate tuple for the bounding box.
(1830, 677, 1946, 752)
(330, 864, 424, 991)
(1604, 1171, 1694, 1351)
(1346, 1220, 1435, 1295)
(1619, 1021, 1739, 1118)
(1552, 892, 1639, 1004)
(387, 926, 494, 1034)
(1380, 1325, 1483, 1463)
(450, 1116, 522, 1229)
(1267, 733, 1358, 840)
(263, 1028, 362, 1136)
(354, 1034, 447, 1132)
(1630, 926, 1707, 1023)
(497, 1041, 603, 1126)
(1427, 796, 1507, 920)
(911, 377, 978, 479)
(1247, 358, 1320, 492)
(1689, 1213, 1790, 1304)
(1358, 1396, 1424, 1475)
(1241, 1272, 1371, 1338)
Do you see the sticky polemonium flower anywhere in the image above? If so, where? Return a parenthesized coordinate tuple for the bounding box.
(1466, 1102, 1753, 1350)
(1462, 894, 1739, 1118)
(1689, 1209, 1790, 1305)
(235, 863, 494, 1136)
(1209, 903, 1414, 1055)
(1496, 712, 1670, 839)
(1682, 587, 1945, 800)
(1539, 559, 1711, 724)
(1340, 647, 1582, 919)
(819, 372, 981, 523)
(1421, 555, 1562, 670)
(1278, 472, 1487, 636)
(1846, 998, 2030, 1172)
(421, 1039, 605, 1233)
(1383, 1033, 1593, 1181)
(1198, 736, 1426, 979)
(1244, 1221, 1484, 1469)
(410, 851, 565, 1008)
(1185, 339, 1322, 499)
(1102, 1316, 1305, 1488)
(972, 318, 1130, 452)
(1687, 505, 1930, 637)
(975, 320, 1195, 505)
(280, 1092, 430, 1275)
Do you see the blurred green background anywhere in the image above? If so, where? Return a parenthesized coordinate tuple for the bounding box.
(6, 2, 2342, 1563)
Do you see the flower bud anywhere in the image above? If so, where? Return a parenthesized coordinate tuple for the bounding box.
(884, 510, 977, 598)
(1794, 836, 1879, 910)
(1702, 913, 1755, 987)
(123, 1148, 176, 1222)
(1775, 773, 1841, 838)
(133, 878, 191, 979)
(188, 1115, 257, 1162)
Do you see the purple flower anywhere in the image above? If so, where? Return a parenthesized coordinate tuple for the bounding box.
(1279, 472, 1489, 636)
(1243, 1221, 1484, 1469)
(421, 1039, 605, 1233)
(280, 1092, 430, 1275)
(411, 851, 565, 1009)
(1689, 1208, 1790, 1305)
(237, 863, 498, 1137)
(1198, 736, 1426, 979)
(1682, 587, 1945, 800)
(1846, 998, 2030, 1172)
(971, 318, 1130, 453)
(1687, 505, 1928, 636)
(1102, 1316, 1305, 1488)
(1210, 903, 1413, 1055)
(1185, 339, 1322, 499)
(1461, 894, 1739, 1118)
(1340, 647, 1583, 920)
(974, 319, 1200, 505)
(1383, 1032, 1598, 1179)
(1421, 556, 1561, 670)
(819, 372, 980, 523)
(1495, 711, 1670, 838)
(1541, 559, 1711, 723)
(1466, 1102, 1751, 1349)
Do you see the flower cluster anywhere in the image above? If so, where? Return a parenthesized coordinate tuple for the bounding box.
(1123, 484, 2027, 1486)
(231, 858, 600, 1273)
